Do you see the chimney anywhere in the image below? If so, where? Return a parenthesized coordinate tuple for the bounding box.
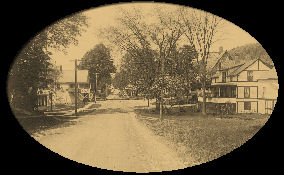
(59, 65, 62, 72)
(219, 46, 223, 54)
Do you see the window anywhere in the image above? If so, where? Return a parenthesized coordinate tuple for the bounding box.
(247, 71, 253, 81)
(220, 87, 226, 97)
(210, 87, 215, 97)
(244, 87, 250, 98)
(244, 102, 251, 110)
(219, 87, 223, 97)
(222, 72, 226, 83)
(231, 87, 236, 98)
(211, 87, 219, 97)
(214, 87, 219, 97)
(226, 86, 231, 97)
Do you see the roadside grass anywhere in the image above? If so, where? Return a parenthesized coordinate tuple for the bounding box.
(14, 103, 102, 135)
(16, 115, 77, 135)
(135, 108, 270, 166)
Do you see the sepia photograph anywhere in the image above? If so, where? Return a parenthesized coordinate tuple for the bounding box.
(6, 1, 279, 173)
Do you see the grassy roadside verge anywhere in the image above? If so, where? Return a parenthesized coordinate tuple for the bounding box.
(16, 115, 77, 135)
(135, 108, 270, 166)
(14, 103, 102, 135)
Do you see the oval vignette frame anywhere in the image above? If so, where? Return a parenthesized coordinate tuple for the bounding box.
(6, 1, 280, 173)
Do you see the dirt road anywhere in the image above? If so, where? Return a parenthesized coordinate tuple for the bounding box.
(33, 100, 186, 172)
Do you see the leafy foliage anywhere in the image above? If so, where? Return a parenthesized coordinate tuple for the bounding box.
(8, 43, 53, 111)
(122, 47, 158, 98)
(112, 69, 131, 91)
(44, 13, 88, 52)
(105, 8, 201, 103)
(79, 44, 116, 94)
(114, 44, 198, 100)
(228, 43, 273, 65)
(7, 13, 88, 112)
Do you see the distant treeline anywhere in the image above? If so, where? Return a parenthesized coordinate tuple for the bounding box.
(227, 43, 273, 66)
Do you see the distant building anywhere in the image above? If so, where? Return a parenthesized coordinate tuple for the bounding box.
(199, 55, 278, 114)
(124, 84, 137, 97)
(56, 69, 92, 104)
(36, 89, 52, 111)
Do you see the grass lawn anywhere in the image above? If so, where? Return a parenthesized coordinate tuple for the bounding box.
(135, 108, 270, 166)
(14, 103, 101, 135)
(16, 115, 77, 135)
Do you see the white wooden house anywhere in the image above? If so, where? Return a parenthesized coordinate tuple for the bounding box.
(56, 70, 92, 104)
(199, 57, 278, 114)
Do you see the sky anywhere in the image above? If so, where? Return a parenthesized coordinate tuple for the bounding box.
(48, 3, 258, 70)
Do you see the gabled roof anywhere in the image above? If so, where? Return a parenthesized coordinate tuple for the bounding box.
(207, 51, 227, 70)
(228, 59, 258, 76)
(227, 64, 243, 74)
(211, 51, 248, 71)
(212, 58, 275, 78)
(260, 58, 274, 69)
(228, 58, 274, 76)
(211, 63, 244, 78)
(58, 70, 89, 83)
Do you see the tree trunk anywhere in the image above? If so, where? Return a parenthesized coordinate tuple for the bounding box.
(147, 97, 150, 107)
(29, 87, 38, 112)
(201, 61, 207, 115)
(156, 98, 160, 110)
(202, 83, 206, 115)
(160, 96, 163, 120)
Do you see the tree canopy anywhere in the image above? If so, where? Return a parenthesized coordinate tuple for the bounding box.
(8, 12, 88, 112)
(79, 43, 116, 95)
(113, 44, 198, 100)
(227, 43, 273, 65)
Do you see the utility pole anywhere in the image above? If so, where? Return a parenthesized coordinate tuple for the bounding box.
(74, 59, 78, 116)
(70, 59, 82, 116)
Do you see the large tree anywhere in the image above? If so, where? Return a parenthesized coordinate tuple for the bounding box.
(102, 7, 187, 118)
(112, 69, 130, 91)
(102, 6, 212, 118)
(178, 7, 222, 115)
(167, 45, 198, 99)
(7, 13, 88, 112)
(118, 47, 158, 105)
(79, 44, 116, 98)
